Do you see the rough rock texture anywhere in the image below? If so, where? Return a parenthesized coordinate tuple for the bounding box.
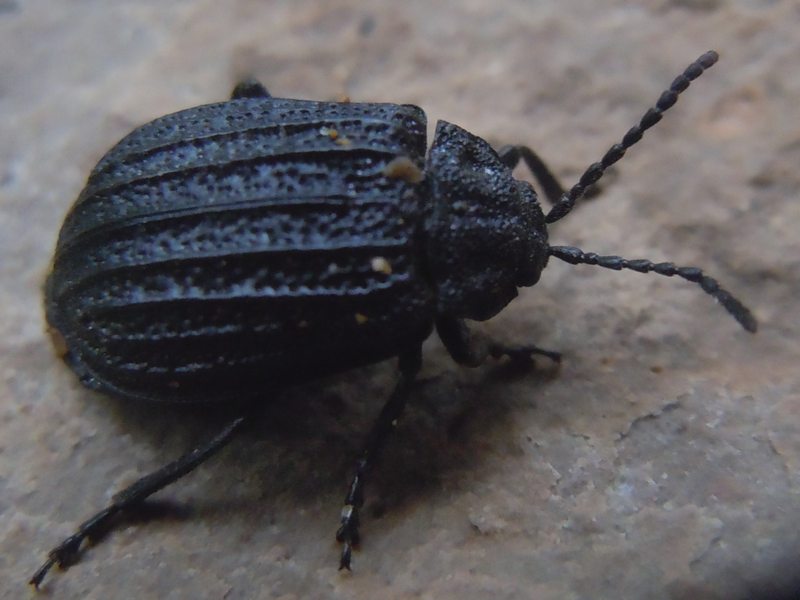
(1, 1, 798, 599)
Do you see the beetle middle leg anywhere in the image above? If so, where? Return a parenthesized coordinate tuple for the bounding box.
(436, 315, 562, 367)
(337, 346, 422, 570)
(29, 416, 247, 588)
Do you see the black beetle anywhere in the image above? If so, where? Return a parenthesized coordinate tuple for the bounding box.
(31, 50, 756, 587)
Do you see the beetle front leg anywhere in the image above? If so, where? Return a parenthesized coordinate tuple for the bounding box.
(498, 145, 604, 205)
(337, 347, 422, 570)
(29, 416, 247, 589)
(497, 145, 565, 206)
(436, 315, 561, 367)
(230, 78, 271, 99)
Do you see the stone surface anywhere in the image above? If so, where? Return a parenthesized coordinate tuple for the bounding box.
(1, 1, 798, 599)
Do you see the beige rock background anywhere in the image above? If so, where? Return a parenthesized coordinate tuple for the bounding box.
(1, 1, 798, 599)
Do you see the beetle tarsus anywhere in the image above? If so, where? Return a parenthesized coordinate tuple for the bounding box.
(490, 343, 563, 365)
(29, 555, 58, 589)
(336, 502, 358, 570)
(336, 348, 421, 570)
(436, 316, 560, 368)
(339, 541, 353, 571)
(30, 416, 246, 588)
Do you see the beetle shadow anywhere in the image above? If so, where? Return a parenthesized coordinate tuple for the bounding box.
(363, 357, 563, 520)
(88, 354, 563, 549)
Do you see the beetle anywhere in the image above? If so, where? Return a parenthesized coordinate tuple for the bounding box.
(31, 50, 756, 587)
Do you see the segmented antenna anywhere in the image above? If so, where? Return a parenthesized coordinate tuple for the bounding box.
(545, 50, 719, 224)
(549, 245, 757, 332)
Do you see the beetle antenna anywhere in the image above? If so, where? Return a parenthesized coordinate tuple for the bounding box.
(545, 50, 719, 224)
(548, 245, 757, 332)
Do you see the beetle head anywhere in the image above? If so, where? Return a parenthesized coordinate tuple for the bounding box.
(423, 52, 755, 332)
(424, 121, 549, 321)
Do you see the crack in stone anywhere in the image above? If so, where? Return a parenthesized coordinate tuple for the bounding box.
(689, 534, 723, 570)
(765, 433, 794, 491)
(616, 400, 682, 442)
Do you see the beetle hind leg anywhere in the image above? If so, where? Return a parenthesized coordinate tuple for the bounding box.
(29, 416, 247, 589)
(337, 347, 422, 570)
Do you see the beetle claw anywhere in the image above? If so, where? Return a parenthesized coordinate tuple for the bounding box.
(337, 503, 360, 570)
(490, 343, 562, 365)
(339, 542, 353, 571)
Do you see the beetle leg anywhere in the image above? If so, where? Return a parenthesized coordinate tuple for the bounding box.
(230, 78, 271, 99)
(436, 315, 561, 367)
(29, 416, 247, 589)
(497, 145, 565, 206)
(336, 347, 422, 570)
(498, 145, 606, 205)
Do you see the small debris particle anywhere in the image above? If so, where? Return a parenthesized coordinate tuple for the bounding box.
(320, 126, 339, 140)
(383, 156, 424, 183)
(370, 256, 392, 275)
(355, 313, 369, 325)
